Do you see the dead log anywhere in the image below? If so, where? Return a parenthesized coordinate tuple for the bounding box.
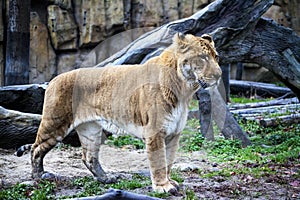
(231, 104, 300, 116)
(259, 114, 300, 127)
(210, 88, 251, 147)
(230, 97, 299, 110)
(230, 80, 295, 98)
(0, 106, 80, 149)
(94, 0, 300, 100)
(196, 89, 214, 140)
(0, 83, 46, 114)
(68, 188, 163, 200)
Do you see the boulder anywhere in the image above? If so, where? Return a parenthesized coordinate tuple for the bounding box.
(30, 12, 57, 83)
(47, 5, 78, 50)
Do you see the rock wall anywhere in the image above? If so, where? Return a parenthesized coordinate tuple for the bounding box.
(0, 1, 4, 86)
(0, 0, 299, 85)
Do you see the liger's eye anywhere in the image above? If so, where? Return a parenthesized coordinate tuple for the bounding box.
(215, 55, 219, 62)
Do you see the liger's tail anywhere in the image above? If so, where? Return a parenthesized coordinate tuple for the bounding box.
(14, 144, 32, 157)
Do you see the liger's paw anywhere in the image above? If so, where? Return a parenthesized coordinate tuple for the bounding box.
(153, 180, 180, 195)
(95, 173, 117, 184)
(41, 172, 62, 181)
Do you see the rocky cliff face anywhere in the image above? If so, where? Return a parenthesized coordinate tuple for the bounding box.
(0, 0, 299, 84)
(0, 2, 4, 85)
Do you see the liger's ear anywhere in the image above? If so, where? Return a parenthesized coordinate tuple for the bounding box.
(173, 32, 186, 44)
(173, 32, 188, 51)
(201, 34, 213, 43)
(201, 34, 215, 47)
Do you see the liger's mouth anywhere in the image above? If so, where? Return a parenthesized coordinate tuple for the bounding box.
(198, 80, 208, 89)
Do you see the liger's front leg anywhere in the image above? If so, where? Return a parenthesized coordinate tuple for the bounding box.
(145, 132, 178, 194)
(166, 134, 181, 189)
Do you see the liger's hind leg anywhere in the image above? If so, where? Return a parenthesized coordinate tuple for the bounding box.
(31, 122, 67, 179)
(76, 121, 112, 183)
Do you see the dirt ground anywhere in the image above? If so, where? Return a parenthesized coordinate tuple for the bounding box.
(0, 145, 299, 199)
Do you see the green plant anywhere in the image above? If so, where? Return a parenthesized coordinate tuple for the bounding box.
(65, 174, 152, 198)
(110, 174, 151, 190)
(230, 96, 271, 104)
(184, 188, 199, 200)
(188, 99, 199, 110)
(106, 135, 145, 149)
(0, 180, 55, 200)
(148, 191, 170, 198)
(170, 169, 184, 184)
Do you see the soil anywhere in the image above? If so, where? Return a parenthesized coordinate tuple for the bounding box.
(0, 145, 299, 199)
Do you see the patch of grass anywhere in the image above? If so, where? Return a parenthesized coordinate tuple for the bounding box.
(189, 99, 199, 110)
(71, 176, 104, 197)
(110, 174, 151, 190)
(184, 188, 199, 200)
(180, 119, 204, 152)
(230, 96, 271, 104)
(170, 169, 184, 184)
(148, 191, 171, 198)
(106, 135, 145, 149)
(180, 112, 300, 179)
(199, 164, 275, 179)
(0, 180, 55, 200)
(66, 174, 151, 198)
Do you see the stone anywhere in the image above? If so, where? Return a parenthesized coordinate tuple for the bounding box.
(166, 0, 180, 22)
(180, 0, 194, 18)
(73, 0, 106, 47)
(30, 12, 57, 83)
(173, 162, 201, 172)
(0, 1, 3, 86)
(47, 5, 78, 50)
(193, 0, 212, 11)
(48, 0, 73, 10)
(263, 5, 289, 27)
(139, 0, 165, 27)
(56, 51, 92, 74)
(104, 0, 124, 33)
(56, 53, 78, 74)
(0, 1, 3, 42)
(0, 45, 3, 86)
(19, 181, 36, 186)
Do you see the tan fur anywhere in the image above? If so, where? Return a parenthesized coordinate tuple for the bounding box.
(30, 33, 221, 193)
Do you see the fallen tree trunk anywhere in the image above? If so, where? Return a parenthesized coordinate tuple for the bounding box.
(230, 80, 295, 98)
(68, 188, 163, 200)
(230, 97, 299, 110)
(210, 88, 251, 147)
(259, 114, 300, 127)
(230, 104, 300, 115)
(0, 83, 46, 114)
(197, 89, 214, 141)
(0, 106, 80, 149)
